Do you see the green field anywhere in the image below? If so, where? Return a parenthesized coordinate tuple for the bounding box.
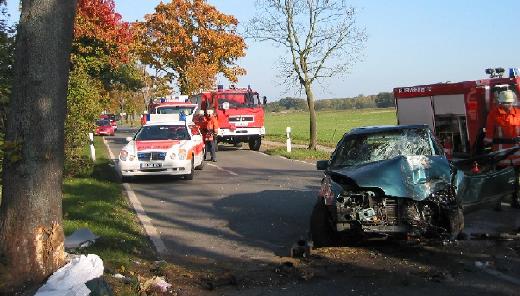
(265, 108, 397, 147)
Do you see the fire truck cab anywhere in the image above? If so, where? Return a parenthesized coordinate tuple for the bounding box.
(191, 85, 266, 151)
(394, 67, 520, 159)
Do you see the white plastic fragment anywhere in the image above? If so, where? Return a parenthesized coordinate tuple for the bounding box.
(35, 254, 104, 296)
(64, 228, 99, 249)
(113, 273, 126, 279)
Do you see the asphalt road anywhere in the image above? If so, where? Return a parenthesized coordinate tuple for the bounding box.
(105, 127, 520, 296)
(106, 127, 321, 267)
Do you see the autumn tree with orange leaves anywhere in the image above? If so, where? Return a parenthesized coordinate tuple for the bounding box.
(66, 0, 144, 174)
(138, 0, 247, 95)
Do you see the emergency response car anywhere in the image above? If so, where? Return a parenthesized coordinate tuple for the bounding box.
(141, 97, 198, 125)
(117, 114, 205, 181)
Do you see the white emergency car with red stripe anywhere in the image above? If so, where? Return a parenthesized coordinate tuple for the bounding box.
(117, 115, 205, 180)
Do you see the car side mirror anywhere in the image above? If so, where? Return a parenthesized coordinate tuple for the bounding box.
(125, 136, 133, 142)
(316, 160, 329, 170)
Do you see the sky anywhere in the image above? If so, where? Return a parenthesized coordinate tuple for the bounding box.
(5, 1, 520, 101)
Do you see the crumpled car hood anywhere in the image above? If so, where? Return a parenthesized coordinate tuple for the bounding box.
(329, 155, 451, 201)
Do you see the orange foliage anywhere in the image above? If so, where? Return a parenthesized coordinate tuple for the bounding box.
(74, 0, 133, 67)
(137, 0, 247, 94)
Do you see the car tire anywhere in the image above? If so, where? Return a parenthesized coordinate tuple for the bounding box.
(248, 137, 261, 151)
(195, 153, 205, 170)
(310, 199, 338, 248)
(184, 158, 195, 180)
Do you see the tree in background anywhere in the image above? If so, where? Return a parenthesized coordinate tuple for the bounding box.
(0, 0, 14, 133)
(65, 0, 139, 174)
(247, 0, 367, 149)
(138, 0, 247, 94)
(0, 0, 77, 292)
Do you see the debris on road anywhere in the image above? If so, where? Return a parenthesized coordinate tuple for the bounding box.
(290, 239, 313, 258)
(35, 254, 104, 296)
(140, 276, 172, 293)
(200, 272, 237, 290)
(64, 228, 99, 249)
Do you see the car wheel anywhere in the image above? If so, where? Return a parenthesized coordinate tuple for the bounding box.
(248, 137, 261, 151)
(310, 199, 338, 248)
(185, 158, 195, 180)
(195, 153, 205, 170)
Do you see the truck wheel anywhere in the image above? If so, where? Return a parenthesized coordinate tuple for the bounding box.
(310, 200, 338, 248)
(248, 137, 261, 151)
(185, 158, 195, 180)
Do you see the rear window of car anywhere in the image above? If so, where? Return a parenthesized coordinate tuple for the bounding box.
(330, 128, 438, 167)
(155, 106, 195, 115)
(96, 120, 111, 126)
(135, 125, 190, 141)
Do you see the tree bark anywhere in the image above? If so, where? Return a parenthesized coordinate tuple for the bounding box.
(304, 82, 317, 150)
(0, 0, 77, 292)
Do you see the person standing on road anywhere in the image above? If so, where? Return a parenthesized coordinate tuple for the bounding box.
(203, 109, 219, 162)
(484, 89, 520, 208)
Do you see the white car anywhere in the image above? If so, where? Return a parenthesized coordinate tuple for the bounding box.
(117, 121, 205, 180)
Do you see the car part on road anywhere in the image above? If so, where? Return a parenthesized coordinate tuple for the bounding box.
(290, 239, 313, 258)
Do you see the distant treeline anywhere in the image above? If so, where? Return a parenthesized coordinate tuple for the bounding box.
(265, 92, 395, 112)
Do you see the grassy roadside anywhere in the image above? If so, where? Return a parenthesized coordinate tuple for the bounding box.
(263, 147, 331, 162)
(64, 137, 217, 295)
(265, 108, 397, 147)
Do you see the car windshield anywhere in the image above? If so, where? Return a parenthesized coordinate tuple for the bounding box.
(135, 125, 190, 141)
(330, 128, 436, 167)
(96, 120, 111, 126)
(155, 106, 195, 115)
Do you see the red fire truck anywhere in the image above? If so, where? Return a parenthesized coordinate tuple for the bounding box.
(191, 85, 266, 151)
(394, 67, 520, 159)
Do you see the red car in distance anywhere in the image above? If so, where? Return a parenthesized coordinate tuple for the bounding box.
(100, 114, 118, 131)
(95, 119, 115, 136)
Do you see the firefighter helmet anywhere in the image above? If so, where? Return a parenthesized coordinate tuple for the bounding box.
(206, 109, 214, 115)
(498, 90, 516, 104)
(197, 110, 205, 115)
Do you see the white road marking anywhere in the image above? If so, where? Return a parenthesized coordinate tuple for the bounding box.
(102, 137, 168, 256)
(207, 162, 239, 176)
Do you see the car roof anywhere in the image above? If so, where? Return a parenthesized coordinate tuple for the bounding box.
(155, 103, 197, 107)
(348, 124, 430, 135)
(144, 121, 189, 126)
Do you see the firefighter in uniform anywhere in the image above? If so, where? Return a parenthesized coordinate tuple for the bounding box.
(484, 90, 520, 208)
(202, 109, 219, 162)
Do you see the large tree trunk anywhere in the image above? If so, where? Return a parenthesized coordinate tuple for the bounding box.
(304, 82, 317, 150)
(0, 0, 77, 292)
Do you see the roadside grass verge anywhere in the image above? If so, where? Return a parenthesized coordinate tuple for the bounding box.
(265, 108, 396, 147)
(264, 147, 331, 161)
(63, 137, 157, 293)
(64, 137, 213, 294)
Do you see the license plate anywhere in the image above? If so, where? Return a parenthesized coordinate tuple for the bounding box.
(140, 162, 162, 169)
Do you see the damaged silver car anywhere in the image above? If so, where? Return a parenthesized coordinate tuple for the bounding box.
(312, 125, 464, 246)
